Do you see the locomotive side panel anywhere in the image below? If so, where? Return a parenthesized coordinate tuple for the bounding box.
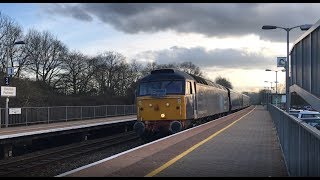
(230, 91, 242, 111)
(185, 95, 194, 119)
(195, 83, 229, 118)
(243, 94, 250, 107)
(219, 88, 229, 113)
(195, 84, 208, 118)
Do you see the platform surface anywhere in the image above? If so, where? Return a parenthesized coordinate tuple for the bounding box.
(0, 115, 136, 140)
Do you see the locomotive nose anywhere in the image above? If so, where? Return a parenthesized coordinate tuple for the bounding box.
(169, 121, 182, 134)
(133, 121, 145, 135)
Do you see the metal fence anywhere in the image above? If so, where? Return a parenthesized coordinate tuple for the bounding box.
(0, 105, 137, 128)
(268, 104, 320, 176)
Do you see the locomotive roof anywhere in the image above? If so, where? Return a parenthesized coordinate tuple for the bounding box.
(140, 68, 195, 82)
(140, 68, 227, 90)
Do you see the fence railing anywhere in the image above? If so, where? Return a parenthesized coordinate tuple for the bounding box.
(268, 104, 320, 176)
(0, 105, 137, 128)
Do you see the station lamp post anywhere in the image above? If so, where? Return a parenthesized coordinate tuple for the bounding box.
(263, 86, 269, 105)
(265, 69, 286, 107)
(264, 81, 272, 105)
(3, 40, 25, 128)
(262, 24, 312, 112)
(264, 80, 273, 92)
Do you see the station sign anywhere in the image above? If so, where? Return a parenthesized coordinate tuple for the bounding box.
(7, 67, 14, 75)
(277, 57, 286, 67)
(1, 86, 16, 97)
(4, 77, 10, 85)
(9, 108, 21, 115)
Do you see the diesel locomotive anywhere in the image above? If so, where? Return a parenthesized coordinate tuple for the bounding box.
(133, 68, 250, 137)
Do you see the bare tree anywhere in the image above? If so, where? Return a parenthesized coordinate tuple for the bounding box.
(24, 29, 68, 86)
(125, 59, 143, 102)
(128, 59, 143, 82)
(0, 12, 26, 76)
(92, 51, 126, 95)
(215, 76, 233, 89)
(12, 44, 29, 78)
(113, 62, 130, 96)
(141, 61, 157, 76)
(179, 61, 203, 77)
(57, 51, 93, 95)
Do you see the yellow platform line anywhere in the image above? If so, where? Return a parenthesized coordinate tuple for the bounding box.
(145, 106, 256, 177)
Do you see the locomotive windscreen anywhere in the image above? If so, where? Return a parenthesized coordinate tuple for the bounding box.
(139, 80, 183, 96)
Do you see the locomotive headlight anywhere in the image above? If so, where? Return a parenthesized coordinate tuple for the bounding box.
(166, 103, 170, 107)
(160, 113, 166, 118)
(149, 103, 153, 107)
(177, 98, 181, 104)
(138, 101, 142, 106)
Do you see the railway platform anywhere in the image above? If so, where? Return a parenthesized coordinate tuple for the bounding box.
(0, 115, 136, 159)
(59, 105, 288, 177)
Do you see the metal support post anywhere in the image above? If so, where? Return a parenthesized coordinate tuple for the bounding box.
(5, 47, 9, 128)
(5, 97, 9, 127)
(81, 106, 83, 120)
(47, 107, 50, 124)
(286, 30, 290, 112)
(276, 71, 278, 107)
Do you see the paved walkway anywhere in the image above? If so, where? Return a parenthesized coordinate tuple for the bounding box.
(156, 106, 288, 176)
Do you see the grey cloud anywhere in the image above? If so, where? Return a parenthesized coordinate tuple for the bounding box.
(43, 3, 320, 42)
(135, 46, 274, 69)
(44, 4, 93, 21)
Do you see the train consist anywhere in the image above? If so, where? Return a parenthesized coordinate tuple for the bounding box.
(133, 68, 250, 137)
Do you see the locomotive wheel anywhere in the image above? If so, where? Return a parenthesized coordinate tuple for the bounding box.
(169, 121, 182, 134)
(133, 121, 145, 136)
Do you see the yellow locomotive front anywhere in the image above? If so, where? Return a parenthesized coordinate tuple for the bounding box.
(137, 96, 186, 121)
(137, 95, 187, 132)
(133, 69, 193, 136)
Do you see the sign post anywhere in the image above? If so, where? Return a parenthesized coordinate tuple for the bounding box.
(276, 57, 286, 107)
(1, 86, 16, 128)
(2, 40, 25, 128)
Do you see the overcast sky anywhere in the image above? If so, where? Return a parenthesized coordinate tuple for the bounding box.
(1, 3, 319, 92)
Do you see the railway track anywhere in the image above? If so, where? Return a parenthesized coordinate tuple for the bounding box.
(0, 131, 139, 176)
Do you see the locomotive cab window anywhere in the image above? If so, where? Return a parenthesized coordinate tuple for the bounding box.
(139, 80, 183, 96)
